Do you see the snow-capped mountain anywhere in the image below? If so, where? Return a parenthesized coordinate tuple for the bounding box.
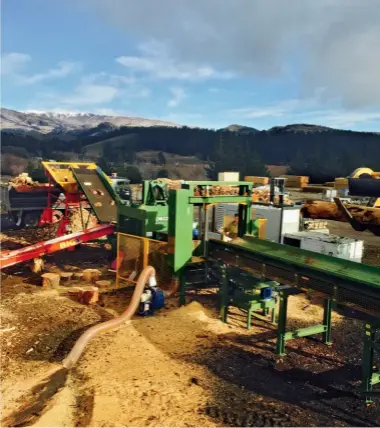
(0, 108, 180, 135)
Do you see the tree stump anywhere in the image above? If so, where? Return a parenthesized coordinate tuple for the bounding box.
(41, 273, 60, 289)
(95, 280, 111, 289)
(60, 272, 73, 284)
(79, 286, 99, 305)
(83, 269, 101, 283)
(73, 272, 84, 280)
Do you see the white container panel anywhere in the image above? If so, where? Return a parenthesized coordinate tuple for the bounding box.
(281, 208, 301, 238)
(218, 172, 240, 182)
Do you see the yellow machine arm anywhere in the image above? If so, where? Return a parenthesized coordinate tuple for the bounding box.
(349, 167, 380, 179)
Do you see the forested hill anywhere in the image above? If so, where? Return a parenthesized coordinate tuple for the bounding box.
(2, 121, 380, 183)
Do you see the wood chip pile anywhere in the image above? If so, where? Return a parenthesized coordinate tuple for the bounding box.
(69, 209, 98, 233)
(9, 173, 38, 188)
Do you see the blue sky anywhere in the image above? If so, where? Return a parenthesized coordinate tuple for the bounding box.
(2, 0, 380, 131)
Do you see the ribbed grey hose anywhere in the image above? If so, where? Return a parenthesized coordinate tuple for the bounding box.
(62, 266, 156, 369)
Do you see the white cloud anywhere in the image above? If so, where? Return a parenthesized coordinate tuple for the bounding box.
(230, 106, 287, 119)
(306, 111, 380, 129)
(1, 52, 80, 85)
(62, 84, 119, 105)
(88, 0, 380, 109)
(30, 71, 151, 111)
(168, 87, 186, 107)
(17, 61, 81, 85)
(116, 41, 233, 81)
(1, 52, 31, 75)
(229, 99, 380, 129)
(229, 99, 318, 119)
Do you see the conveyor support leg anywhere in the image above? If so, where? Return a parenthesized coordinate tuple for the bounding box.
(276, 293, 288, 356)
(322, 298, 333, 345)
(362, 322, 380, 405)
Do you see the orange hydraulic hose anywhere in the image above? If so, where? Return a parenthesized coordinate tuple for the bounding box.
(62, 266, 156, 369)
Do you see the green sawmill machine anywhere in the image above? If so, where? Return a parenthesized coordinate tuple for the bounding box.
(117, 180, 171, 238)
(116, 180, 380, 403)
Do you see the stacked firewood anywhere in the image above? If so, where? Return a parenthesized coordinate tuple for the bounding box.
(303, 219, 328, 230)
(252, 189, 292, 204)
(156, 178, 182, 190)
(194, 185, 240, 196)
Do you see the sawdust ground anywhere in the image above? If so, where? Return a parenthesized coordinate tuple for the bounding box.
(2, 283, 379, 427)
(1, 234, 380, 426)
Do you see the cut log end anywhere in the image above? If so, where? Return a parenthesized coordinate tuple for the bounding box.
(41, 273, 60, 289)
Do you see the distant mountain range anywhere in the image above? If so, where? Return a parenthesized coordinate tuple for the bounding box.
(0, 108, 179, 137)
(1, 107, 360, 137)
(1, 107, 379, 183)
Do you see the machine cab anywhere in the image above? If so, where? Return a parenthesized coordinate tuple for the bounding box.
(110, 177, 131, 202)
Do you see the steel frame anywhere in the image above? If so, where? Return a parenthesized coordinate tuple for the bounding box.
(362, 321, 380, 404)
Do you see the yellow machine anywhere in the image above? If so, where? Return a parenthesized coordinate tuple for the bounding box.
(348, 167, 380, 207)
(302, 167, 380, 235)
(349, 167, 380, 179)
(42, 161, 112, 193)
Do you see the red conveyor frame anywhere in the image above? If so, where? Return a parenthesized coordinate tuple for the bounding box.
(0, 223, 115, 270)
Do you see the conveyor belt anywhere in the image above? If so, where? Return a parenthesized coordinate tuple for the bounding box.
(0, 224, 115, 269)
(71, 168, 117, 223)
(208, 237, 380, 317)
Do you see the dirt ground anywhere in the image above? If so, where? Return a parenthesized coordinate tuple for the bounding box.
(1, 222, 380, 427)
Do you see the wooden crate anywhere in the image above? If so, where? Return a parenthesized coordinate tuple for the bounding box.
(244, 176, 269, 185)
(334, 177, 348, 189)
(281, 175, 309, 188)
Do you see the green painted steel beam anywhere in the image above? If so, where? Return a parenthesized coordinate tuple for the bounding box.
(372, 373, 380, 385)
(284, 324, 327, 341)
(189, 196, 252, 204)
(208, 237, 380, 317)
(232, 236, 380, 288)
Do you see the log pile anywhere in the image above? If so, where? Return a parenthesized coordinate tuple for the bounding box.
(301, 200, 347, 221)
(301, 200, 380, 224)
(348, 206, 380, 225)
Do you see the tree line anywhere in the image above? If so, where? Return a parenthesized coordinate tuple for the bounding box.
(2, 124, 380, 182)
